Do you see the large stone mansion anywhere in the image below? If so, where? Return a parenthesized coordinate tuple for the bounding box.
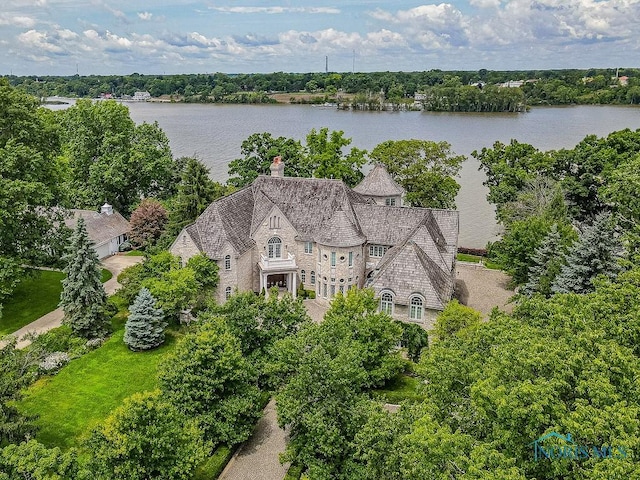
(170, 157, 459, 328)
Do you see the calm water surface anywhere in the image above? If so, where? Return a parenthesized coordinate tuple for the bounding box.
(51, 100, 640, 248)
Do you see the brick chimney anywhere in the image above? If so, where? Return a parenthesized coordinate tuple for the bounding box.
(270, 155, 285, 177)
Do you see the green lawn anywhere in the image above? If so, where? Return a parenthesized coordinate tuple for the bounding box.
(372, 373, 426, 404)
(125, 250, 145, 256)
(456, 253, 501, 270)
(17, 328, 176, 449)
(0, 270, 66, 337)
(0, 268, 113, 337)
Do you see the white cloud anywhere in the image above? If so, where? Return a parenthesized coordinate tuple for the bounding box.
(137, 12, 153, 21)
(211, 6, 340, 14)
(470, 0, 501, 7)
(0, 14, 37, 27)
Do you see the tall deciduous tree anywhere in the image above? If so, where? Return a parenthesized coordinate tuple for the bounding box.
(60, 99, 175, 214)
(369, 139, 465, 209)
(124, 288, 166, 351)
(158, 318, 261, 445)
(551, 212, 624, 294)
(227, 133, 308, 188)
(433, 299, 482, 340)
(87, 390, 208, 480)
(128, 198, 168, 249)
(0, 80, 65, 311)
(59, 218, 110, 339)
(306, 127, 366, 187)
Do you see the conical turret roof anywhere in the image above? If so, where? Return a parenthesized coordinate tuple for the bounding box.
(353, 163, 405, 197)
(314, 208, 366, 247)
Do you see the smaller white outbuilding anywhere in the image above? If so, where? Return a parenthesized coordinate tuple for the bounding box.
(65, 203, 130, 259)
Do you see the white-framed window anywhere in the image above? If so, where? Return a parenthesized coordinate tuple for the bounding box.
(323, 283, 327, 298)
(225, 286, 232, 300)
(380, 291, 394, 315)
(369, 245, 388, 258)
(268, 237, 282, 259)
(409, 295, 424, 320)
(348, 251, 353, 266)
(269, 215, 281, 229)
(339, 285, 344, 294)
(310, 271, 316, 285)
(301, 270, 306, 283)
(224, 255, 231, 270)
(305, 241, 313, 254)
(330, 285, 335, 297)
(330, 251, 336, 266)
(385, 197, 396, 206)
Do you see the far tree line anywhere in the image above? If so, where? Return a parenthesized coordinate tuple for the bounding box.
(7, 67, 640, 109)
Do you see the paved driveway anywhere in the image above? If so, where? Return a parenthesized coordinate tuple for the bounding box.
(8, 254, 143, 349)
(218, 399, 289, 480)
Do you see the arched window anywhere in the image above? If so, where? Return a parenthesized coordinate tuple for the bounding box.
(225, 286, 232, 300)
(310, 271, 316, 285)
(380, 291, 394, 315)
(409, 295, 423, 321)
(301, 269, 306, 283)
(267, 237, 282, 259)
(224, 255, 231, 270)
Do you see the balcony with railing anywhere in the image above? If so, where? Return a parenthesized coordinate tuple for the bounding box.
(259, 252, 297, 271)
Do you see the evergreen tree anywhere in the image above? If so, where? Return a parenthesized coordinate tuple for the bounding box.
(551, 212, 623, 294)
(124, 288, 167, 351)
(521, 224, 566, 297)
(59, 218, 110, 339)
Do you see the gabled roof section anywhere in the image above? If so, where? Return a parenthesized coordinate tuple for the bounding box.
(251, 176, 369, 240)
(192, 186, 255, 258)
(314, 208, 366, 247)
(353, 163, 405, 197)
(354, 204, 428, 245)
(66, 209, 129, 247)
(368, 241, 453, 310)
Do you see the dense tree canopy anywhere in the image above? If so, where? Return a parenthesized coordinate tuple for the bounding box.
(60, 99, 175, 214)
(158, 318, 261, 445)
(369, 139, 465, 209)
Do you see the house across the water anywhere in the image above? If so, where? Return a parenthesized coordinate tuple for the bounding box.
(170, 158, 459, 328)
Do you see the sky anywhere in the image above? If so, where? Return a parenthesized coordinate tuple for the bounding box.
(1, 0, 639, 76)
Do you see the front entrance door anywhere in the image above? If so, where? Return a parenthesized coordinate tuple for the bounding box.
(267, 273, 287, 289)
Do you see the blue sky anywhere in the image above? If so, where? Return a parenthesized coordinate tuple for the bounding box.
(1, 0, 638, 76)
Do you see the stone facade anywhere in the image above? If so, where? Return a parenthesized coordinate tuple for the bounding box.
(170, 161, 459, 328)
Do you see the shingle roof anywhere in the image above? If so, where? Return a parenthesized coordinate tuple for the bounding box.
(353, 163, 405, 197)
(177, 173, 459, 313)
(191, 186, 256, 258)
(368, 241, 453, 310)
(250, 176, 369, 240)
(314, 208, 366, 247)
(66, 209, 130, 247)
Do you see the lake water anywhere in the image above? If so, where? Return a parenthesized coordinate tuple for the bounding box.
(49, 99, 640, 248)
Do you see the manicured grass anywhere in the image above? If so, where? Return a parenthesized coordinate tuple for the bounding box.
(193, 445, 234, 480)
(284, 464, 304, 480)
(125, 250, 145, 256)
(100, 268, 113, 282)
(0, 270, 65, 336)
(456, 253, 501, 270)
(372, 373, 426, 404)
(0, 268, 114, 336)
(17, 328, 176, 449)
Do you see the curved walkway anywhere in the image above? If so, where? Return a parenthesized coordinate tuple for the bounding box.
(219, 399, 289, 480)
(9, 255, 143, 349)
